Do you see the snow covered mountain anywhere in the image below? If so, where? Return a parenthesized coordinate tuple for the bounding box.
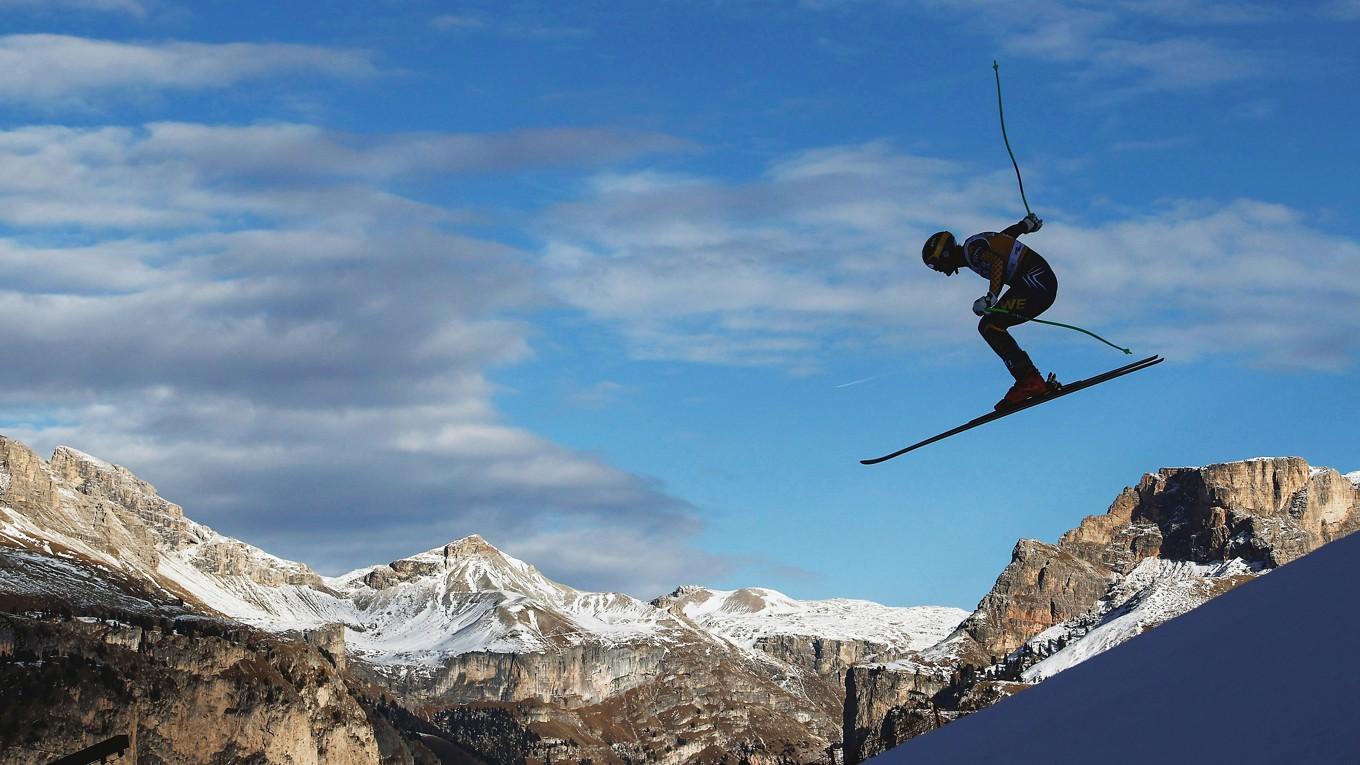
(8, 434, 1355, 765)
(656, 584, 962, 653)
(873, 517, 1360, 764)
(0, 434, 961, 763)
(0, 436, 961, 669)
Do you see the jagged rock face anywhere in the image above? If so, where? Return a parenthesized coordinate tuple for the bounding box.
(949, 458, 1360, 663)
(1064, 458, 1360, 569)
(1, 439, 168, 573)
(0, 614, 388, 765)
(352, 632, 847, 763)
(843, 661, 952, 761)
(755, 634, 895, 682)
(48, 446, 192, 549)
(951, 539, 1112, 666)
(0, 437, 328, 608)
(845, 458, 1360, 763)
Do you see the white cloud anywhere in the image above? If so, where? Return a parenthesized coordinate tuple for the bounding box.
(1320, 0, 1360, 20)
(541, 143, 1360, 372)
(506, 527, 725, 598)
(895, 0, 1280, 91)
(0, 0, 145, 15)
(0, 118, 709, 594)
(0, 123, 689, 232)
(428, 11, 593, 40)
(0, 34, 375, 106)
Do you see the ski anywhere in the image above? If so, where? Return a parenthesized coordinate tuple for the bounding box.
(860, 355, 1164, 465)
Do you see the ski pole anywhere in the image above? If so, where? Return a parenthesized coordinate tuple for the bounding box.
(985, 306, 1133, 355)
(993, 60, 1032, 217)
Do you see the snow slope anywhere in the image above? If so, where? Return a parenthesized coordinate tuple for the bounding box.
(1020, 556, 1260, 681)
(873, 530, 1360, 764)
(664, 586, 966, 652)
(325, 538, 690, 666)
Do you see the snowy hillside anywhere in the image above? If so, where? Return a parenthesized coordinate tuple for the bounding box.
(873, 530, 1360, 764)
(2, 435, 958, 672)
(659, 585, 966, 652)
(323, 536, 695, 666)
(1019, 556, 1260, 681)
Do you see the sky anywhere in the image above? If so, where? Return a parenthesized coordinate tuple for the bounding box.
(0, 0, 1356, 608)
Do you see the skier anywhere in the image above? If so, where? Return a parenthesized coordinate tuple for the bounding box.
(921, 213, 1056, 410)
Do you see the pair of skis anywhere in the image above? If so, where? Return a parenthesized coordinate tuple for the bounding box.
(860, 355, 1163, 465)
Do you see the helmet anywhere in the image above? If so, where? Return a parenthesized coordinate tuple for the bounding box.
(922, 231, 958, 275)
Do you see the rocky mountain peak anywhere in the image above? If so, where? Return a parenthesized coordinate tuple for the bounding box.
(356, 534, 565, 601)
(931, 456, 1359, 667)
(442, 533, 500, 561)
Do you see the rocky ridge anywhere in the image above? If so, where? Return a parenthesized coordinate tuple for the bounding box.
(844, 457, 1360, 763)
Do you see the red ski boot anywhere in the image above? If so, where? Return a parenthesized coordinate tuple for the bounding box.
(995, 370, 1050, 411)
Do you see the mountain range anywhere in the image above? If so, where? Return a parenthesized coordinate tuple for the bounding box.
(2, 433, 1357, 764)
(0, 435, 960, 763)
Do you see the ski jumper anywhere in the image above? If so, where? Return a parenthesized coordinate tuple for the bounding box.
(964, 222, 1057, 381)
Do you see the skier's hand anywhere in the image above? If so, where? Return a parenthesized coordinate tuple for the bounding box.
(973, 293, 997, 316)
(1022, 213, 1043, 233)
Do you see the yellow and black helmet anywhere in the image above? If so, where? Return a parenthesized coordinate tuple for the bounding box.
(922, 231, 959, 275)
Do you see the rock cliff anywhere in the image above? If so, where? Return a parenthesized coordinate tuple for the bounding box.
(844, 457, 1360, 763)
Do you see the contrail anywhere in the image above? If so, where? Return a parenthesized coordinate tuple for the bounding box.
(835, 375, 882, 389)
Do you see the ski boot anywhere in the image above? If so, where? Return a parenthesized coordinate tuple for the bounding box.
(995, 370, 1051, 411)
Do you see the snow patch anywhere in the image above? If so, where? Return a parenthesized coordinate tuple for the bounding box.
(671, 586, 967, 653)
(1021, 557, 1261, 682)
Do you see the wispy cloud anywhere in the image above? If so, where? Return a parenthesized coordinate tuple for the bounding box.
(0, 0, 146, 15)
(1110, 136, 1191, 152)
(829, 0, 1285, 92)
(1320, 0, 1360, 20)
(0, 35, 375, 106)
(0, 122, 691, 232)
(541, 142, 1360, 372)
(429, 11, 593, 41)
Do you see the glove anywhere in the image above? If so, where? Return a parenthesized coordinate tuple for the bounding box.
(1022, 213, 1043, 233)
(973, 293, 997, 317)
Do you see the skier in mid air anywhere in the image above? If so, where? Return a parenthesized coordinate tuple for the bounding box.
(921, 212, 1056, 411)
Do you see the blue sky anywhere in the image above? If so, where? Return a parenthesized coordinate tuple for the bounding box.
(0, 0, 1356, 608)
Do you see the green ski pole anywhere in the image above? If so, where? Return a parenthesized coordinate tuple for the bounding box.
(985, 306, 1133, 355)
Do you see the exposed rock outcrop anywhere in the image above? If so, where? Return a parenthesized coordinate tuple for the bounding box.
(0, 612, 418, 765)
(844, 458, 1360, 763)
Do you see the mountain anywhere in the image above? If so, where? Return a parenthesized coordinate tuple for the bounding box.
(7, 434, 1355, 764)
(844, 457, 1360, 762)
(0, 434, 963, 764)
(871, 518, 1360, 764)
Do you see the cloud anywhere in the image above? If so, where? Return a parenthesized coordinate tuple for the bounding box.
(0, 0, 145, 15)
(505, 527, 727, 597)
(840, 0, 1283, 92)
(0, 123, 690, 232)
(0, 34, 375, 106)
(0, 118, 708, 597)
(133, 122, 695, 179)
(1320, 0, 1360, 20)
(541, 142, 1021, 368)
(429, 11, 593, 40)
(540, 142, 1360, 373)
